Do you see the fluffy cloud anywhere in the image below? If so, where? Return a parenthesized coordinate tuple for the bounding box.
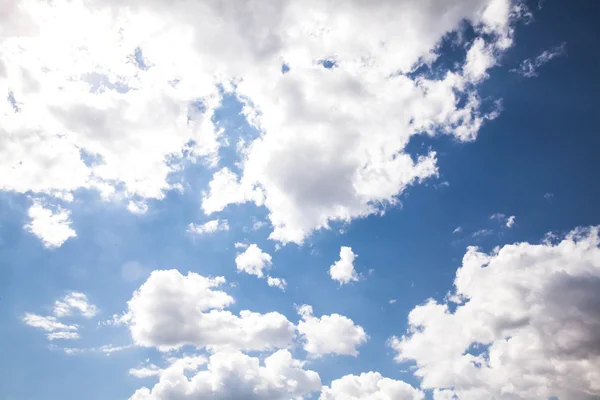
(329, 246, 359, 285)
(53, 292, 98, 318)
(24, 200, 76, 248)
(2, 0, 526, 242)
(1, 0, 220, 203)
(297, 304, 367, 357)
(187, 219, 229, 235)
(389, 226, 600, 399)
(511, 42, 566, 77)
(130, 350, 321, 400)
(235, 244, 272, 278)
(200, 0, 522, 244)
(127, 200, 149, 215)
(267, 276, 287, 291)
(320, 372, 424, 400)
(124, 269, 295, 351)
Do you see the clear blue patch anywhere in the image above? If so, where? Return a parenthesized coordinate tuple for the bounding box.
(133, 47, 148, 70)
(7, 91, 20, 112)
(319, 59, 338, 69)
(212, 93, 262, 174)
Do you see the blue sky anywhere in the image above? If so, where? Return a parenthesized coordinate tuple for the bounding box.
(1, 1, 600, 400)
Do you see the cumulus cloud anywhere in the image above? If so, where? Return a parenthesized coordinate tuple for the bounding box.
(389, 226, 600, 399)
(297, 304, 368, 357)
(267, 276, 287, 291)
(511, 43, 566, 77)
(329, 246, 359, 285)
(235, 244, 272, 278)
(320, 372, 424, 400)
(187, 219, 229, 235)
(24, 200, 76, 248)
(130, 350, 321, 400)
(124, 269, 295, 351)
(53, 292, 98, 318)
(1, 0, 527, 242)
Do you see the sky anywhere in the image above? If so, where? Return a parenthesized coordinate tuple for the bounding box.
(1, 0, 600, 399)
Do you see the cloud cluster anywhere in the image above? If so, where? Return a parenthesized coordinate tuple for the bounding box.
(130, 350, 321, 400)
(390, 226, 600, 399)
(22, 292, 97, 341)
(234, 244, 287, 291)
(124, 269, 295, 352)
(1, 0, 527, 247)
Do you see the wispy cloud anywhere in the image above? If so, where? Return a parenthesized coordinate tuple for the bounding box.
(511, 43, 566, 78)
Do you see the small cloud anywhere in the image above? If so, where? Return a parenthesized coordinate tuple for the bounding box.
(53, 292, 98, 318)
(24, 199, 76, 249)
(511, 43, 566, 78)
(234, 242, 248, 249)
(389, 299, 397, 304)
(127, 200, 148, 215)
(267, 276, 287, 291)
(187, 219, 229, 235)
(490, 213, 506, 221)
(472, 229, 493, 238)
(235, 244, 272, 278)
(329, 246, 359, 286)
(47, 331, 80, 341)
(544, 193, 554, 201)
(453, 226, 462, 234)
(506, 215, 516, 228)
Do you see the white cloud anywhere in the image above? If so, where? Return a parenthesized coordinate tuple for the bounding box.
(127, 200, 149, 215)
(329, 246, 359, 285)
(187, 219, 229, 235)
(512, 43, 566, 77)
(129, 355, 206, 379)
(24, 200, 76, 248)
(489, 212, 506, 221)
(506, 215, 516, 228)
(297, 304, 368, 357)
(124, 269, 295, 352)
(2, 0, 526, 243)
(389, 299, 397, 305)
(47, 331, 80, 341)
(389, 226, 600, 399)
(266, 276, 287, 291)
(320, 372, 424, 400)
(490, 213, 516, 228)
(453, 226, 462, 234)
(196, 0, 521, 244)
(130, 350, 321, 400)
(235, 244, 272, 278)
(53, 292, 98, 318)
(22, 291, 97, 341)
(22, 313, 77, 333)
